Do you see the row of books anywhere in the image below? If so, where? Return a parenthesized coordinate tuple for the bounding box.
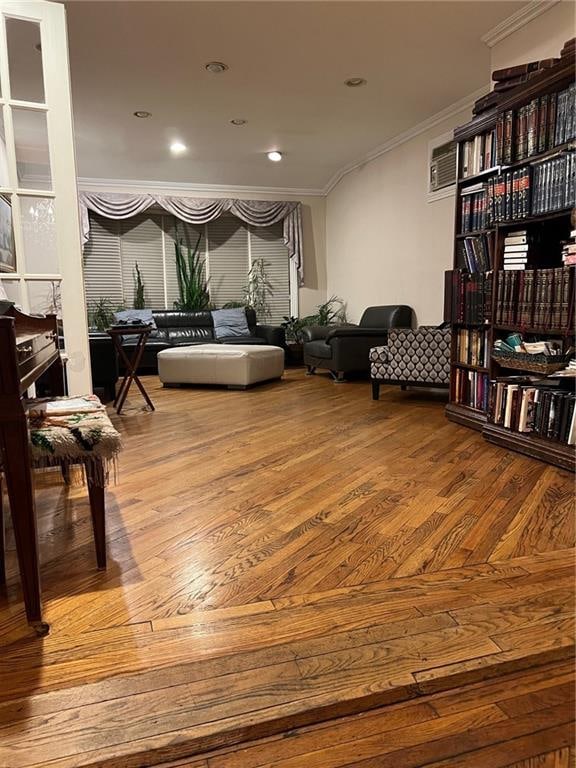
(461, 129, 498, 178)
(498, 84, 576, 164)
(494, 267, 574, 329)
(489, 168, 531, 222)
(448, 270, 492, 325)
(460, 185, 491, 232)
(488, 378, 575, 445)
(459, 151, 576, 231)
(453, 369, 490, 412)
(456, 234, 493, 273)
(462, 84, 575, 178)
(532, 152, 576, 215)
(455, 329, 490, 368)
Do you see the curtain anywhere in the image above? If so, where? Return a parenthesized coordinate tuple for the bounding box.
(78, 193, 303, 283)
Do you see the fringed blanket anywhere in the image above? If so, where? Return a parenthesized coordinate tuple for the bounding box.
(26, 395, 122, 487)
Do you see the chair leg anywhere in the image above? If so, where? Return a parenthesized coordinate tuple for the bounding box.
(372, 380, 380, 401)
(86, 459, 106, 570)
(306, 366, 316, 376)
(331, 371, 346, 383)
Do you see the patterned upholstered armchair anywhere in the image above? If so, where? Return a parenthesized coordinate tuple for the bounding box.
(370, 326, 451, 400)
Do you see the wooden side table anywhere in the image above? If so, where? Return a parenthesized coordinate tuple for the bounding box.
(107, 327, 155, 414)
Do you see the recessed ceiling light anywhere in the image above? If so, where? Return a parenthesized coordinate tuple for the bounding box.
(267, 151, 283, 162)
(230, 118, 247, 126)
(133, 110, 152, 119)
(170, 141, 188, 155)
(205, 61, 228, 74)
(345, 77, 367, 88)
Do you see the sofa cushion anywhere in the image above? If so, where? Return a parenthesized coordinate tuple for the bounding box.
(153, 310, 213, 329)
(166, 327, 214, 345)
(212, 308, 251, 340)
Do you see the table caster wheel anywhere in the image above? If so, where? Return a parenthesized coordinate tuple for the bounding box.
(31, 621, 50, 637)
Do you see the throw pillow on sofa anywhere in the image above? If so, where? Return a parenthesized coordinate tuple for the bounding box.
(212, 308, 251, 339)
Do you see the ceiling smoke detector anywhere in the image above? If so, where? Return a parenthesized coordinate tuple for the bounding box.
(345, 77, 367, 88)
(133, 111, 152, 119)
(205, 61, 228, 74)
(230, 118, 247, 126)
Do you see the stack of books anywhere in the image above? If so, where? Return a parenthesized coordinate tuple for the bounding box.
(503, 230, 529, 270)
(460, 184, 491, 232)
(453, 369, 490, 411)
(455, 328, 490, 368)
(461, 130, 498, 177)
(489, 377, 575, 444)
(562, 229, 576, 265)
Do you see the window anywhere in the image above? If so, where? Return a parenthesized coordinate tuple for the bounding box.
(82, 212, 292, 323)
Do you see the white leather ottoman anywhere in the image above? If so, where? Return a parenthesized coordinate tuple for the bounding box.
(157, 344, 284, 389)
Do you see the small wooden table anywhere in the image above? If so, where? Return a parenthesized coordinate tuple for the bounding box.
(107, 326, 155, 414)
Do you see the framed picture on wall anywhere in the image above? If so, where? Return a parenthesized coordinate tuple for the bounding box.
(0, 195, 16, 273)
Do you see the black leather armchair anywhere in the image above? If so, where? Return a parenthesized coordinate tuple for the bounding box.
(303, 305, 414, 381)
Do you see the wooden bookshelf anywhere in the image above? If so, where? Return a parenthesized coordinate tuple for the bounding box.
(446, 52, 576, 470)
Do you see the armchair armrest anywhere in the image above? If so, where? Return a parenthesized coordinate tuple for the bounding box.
(302, 325, 332, 342)
(255, 324, 286, 347)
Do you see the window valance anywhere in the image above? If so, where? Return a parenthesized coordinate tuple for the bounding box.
(79, 193, 303, 282)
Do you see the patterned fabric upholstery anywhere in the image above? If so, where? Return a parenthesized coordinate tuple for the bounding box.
(370, 327, 451, 385)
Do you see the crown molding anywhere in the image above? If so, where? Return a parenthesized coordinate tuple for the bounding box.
(322, 83, 488, 195)
(481, 0, 560, 48)
(77, 177, 325, 198)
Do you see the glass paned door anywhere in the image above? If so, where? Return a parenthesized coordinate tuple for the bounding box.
(0, 1, 90, 393)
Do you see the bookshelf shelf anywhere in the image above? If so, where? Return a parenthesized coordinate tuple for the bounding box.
(483, 423, 575, 472)
(446, 50, 575, 471)
(452, 362, 490, 373)
(455, 229, 494, 239)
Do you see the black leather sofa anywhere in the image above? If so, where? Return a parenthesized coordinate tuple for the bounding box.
(118, 308, 285, 373)
(303, 305, 413, 381)
(89, 332, 119, 401)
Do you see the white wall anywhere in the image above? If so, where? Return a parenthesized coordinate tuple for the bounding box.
(78, 182, 326, 318)
(325, 3, 573, 325)
(326, 108, 470, 325)
(490, 2, 575, 71)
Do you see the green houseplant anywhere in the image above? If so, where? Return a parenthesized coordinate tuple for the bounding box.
(173, 224, 211, 311)
(133, 262, 145, 309)
(282, 297, 347, 366)
(87, 298, 118, 331)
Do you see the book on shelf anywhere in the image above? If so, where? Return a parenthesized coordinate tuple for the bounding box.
(561, 229, 576, 265)
(492, 59, 559, 83)
(494, 266, 574, 329)
(503, 229, 530, 270)
(461, 130, 497, 177)
(455, 328, 490, 368)
(453, 369, 490, 411)
(488, 377, 575, 445)
(532, 152, 576, 216)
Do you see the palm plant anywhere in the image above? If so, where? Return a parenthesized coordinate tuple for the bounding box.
(173, 224, 211, 311)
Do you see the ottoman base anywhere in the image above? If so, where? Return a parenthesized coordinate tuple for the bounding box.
(158, 344, 284, 388)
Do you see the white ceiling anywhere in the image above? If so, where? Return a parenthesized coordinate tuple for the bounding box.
(62, 1, 525, 191)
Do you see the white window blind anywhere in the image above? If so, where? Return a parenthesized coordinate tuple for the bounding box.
(250, 223, 290, 324)
(208, 214, 249, 307)
(83, 211, 292, 317)
(82, 214, 123, 307)
(119, 213, 165, 309)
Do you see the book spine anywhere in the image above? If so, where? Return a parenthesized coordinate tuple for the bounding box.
(503, 110, 514, 164)
(538, 94, 549, 153)
(548, 92, 557, 149)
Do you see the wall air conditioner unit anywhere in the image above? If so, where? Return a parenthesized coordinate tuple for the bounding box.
(429, 140, 457, 192)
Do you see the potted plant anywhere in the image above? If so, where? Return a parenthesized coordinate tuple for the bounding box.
(133, 262, 145, 309)
(243, 258, 273, 320)
(173, 224, 211, 310)
(282, 297, 347, 366)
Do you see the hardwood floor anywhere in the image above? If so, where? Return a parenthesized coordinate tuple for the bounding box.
(0, 370, 573, 767)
